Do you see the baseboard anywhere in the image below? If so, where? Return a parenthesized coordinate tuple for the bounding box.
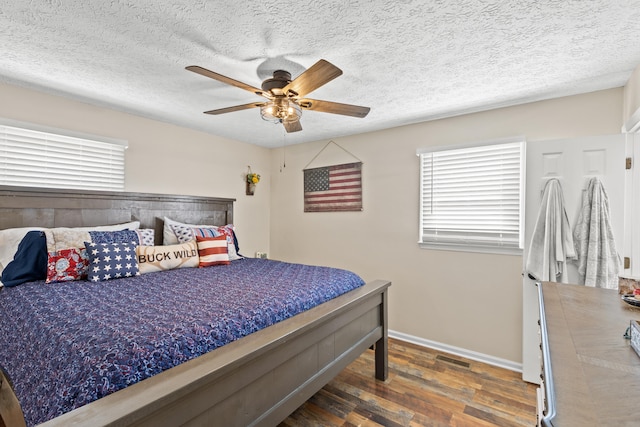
(389, 330, 523, 373)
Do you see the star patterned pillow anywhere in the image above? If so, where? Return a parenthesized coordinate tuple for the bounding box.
(84, 241, 140, 282)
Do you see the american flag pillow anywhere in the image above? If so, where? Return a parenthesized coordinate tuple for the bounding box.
(196, 235, 229, 267)
(84, 241, 140, 282)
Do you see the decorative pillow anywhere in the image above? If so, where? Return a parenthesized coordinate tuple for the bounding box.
(0, 231, 47, 287)
(46, 248, 90, 283)
(89, 229, 154, 246)
(135, 229, 155, 246)
(210, 225, 241, 260)
(231, 229, 240, 255)
(75, 221, 140, 231)
(163, 217, 193, 245)
(89, 230, 140, 244)
(169, 222, 198, 244)
(45, 229, 91, 253)
(88, 220, 140, 231)
(136, 241, 199, 274)
(85, 241, 140, 282)
(191, 227, 219, 239)
(196, 235, 230, 267)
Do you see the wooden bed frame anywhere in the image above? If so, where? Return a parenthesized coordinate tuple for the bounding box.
(0, 185, 390, 427)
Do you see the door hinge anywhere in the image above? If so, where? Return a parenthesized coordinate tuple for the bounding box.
(624, 257, 631, 269)
(626, 157, 632, 170)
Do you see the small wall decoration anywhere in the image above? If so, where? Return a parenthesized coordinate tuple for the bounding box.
(303, 141, 363, 212)
(246, 166, 260, 196)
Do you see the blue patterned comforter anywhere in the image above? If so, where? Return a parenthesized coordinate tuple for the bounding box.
(0, 258, 364, 426)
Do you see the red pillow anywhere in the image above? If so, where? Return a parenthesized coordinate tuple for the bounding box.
(196, 235, 229, 267)
(46, 248, 89, 283)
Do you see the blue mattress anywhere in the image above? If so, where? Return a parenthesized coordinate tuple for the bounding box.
(0, 258, 364, 426)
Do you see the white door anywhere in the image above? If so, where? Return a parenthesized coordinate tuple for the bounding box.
(522, 134, 626, 383)
(629, 133, 640, 277)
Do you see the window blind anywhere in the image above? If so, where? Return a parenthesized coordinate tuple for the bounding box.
(419, 140, 524, 253)
(0, 124, 126, 191)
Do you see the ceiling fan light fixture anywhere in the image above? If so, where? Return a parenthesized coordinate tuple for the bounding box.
(187, 59, 368, 134)
(260, 98, 302, 123)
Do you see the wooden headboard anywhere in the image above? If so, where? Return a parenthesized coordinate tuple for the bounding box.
(0, 186, 235, 245)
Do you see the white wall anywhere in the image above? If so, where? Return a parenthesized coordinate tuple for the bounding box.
(0, 82, 272, 256)
(269, 88, 624, 364)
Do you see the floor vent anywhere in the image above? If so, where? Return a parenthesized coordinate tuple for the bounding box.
(436, 355, 470, 368)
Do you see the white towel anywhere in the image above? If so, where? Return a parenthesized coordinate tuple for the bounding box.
(525, 179, 576, 283)
(573, 177, 619, 288)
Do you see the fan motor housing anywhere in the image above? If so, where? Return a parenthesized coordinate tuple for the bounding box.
(261, 70, 291, 92)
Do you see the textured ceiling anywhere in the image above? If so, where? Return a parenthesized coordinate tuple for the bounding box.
(1, 1, 639, 148)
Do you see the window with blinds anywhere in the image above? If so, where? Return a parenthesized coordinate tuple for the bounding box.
(418, 138, 525, 254)
(0, 122, 126, 191)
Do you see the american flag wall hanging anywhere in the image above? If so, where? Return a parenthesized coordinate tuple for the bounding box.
(303, 162, 363, 212)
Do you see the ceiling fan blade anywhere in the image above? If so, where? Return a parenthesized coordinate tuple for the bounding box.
(298, 99, 370, 118)
(282, 59, 342, 98)
(283, 119, 303, 133)
(203, 102, 264, 115)
(186, 65, 269, 98)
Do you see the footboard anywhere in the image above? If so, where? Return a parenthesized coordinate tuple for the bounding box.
(35, 279, 390, 427)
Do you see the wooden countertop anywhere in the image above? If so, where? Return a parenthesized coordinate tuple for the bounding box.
(540, 282, 640, 427)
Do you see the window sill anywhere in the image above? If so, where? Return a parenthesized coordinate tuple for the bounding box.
(418, 242, 523, 256)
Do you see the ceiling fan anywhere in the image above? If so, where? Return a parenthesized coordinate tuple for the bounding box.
(186, 59, 370, 133)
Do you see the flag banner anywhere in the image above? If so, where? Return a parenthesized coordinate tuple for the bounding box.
(304, 162, 363, 212)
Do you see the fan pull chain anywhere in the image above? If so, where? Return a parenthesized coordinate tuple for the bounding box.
(280, 129, 287, 172)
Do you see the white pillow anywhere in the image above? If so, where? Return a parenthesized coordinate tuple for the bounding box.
(0, 221, 140, 276)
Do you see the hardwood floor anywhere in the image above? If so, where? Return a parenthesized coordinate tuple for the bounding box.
(279, 338, 537, 427)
